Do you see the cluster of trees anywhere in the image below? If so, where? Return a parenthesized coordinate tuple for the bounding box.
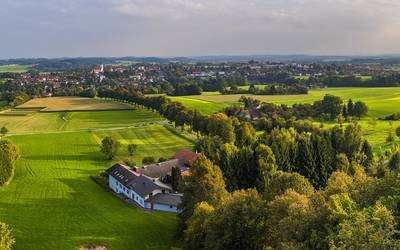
(0, 222, 15, 250)
(169, 83, 202, 96)
(221, 84, 308, 95)
(178, 113, 400, 249)
(0, 140, 20, 186)
(195, 119, 373, 190)
(227, 95, 368, 128)
(322, 75, 400, 88)
(180, 153, 400, 249)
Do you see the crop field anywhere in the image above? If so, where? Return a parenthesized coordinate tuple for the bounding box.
(0, 109, 163, 134)
(0, 64, 31, 73)
(19, 97, 132, 111)
(0, 121, 193, 249)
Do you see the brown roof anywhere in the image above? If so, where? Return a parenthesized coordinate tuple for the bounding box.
(134, 159, 184, 179)
(173, 149, 200, 166)
(146, 193, 182, 207)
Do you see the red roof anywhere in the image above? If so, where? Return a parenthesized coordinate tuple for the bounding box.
(173, 149, 200, 166)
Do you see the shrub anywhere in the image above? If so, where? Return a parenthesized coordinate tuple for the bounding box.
(142, 156, 156, 165)
(0, 222, 15, 250)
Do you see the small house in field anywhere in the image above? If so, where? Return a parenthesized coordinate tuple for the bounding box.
(106, 163, 182, 212)
(105, 149, 199, 212)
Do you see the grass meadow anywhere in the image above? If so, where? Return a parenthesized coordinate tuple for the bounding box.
(0, 109, 163, 134)
(0, 64, 31, 73)
(167, 88, 400, 153)
(0, 98, 194, 249)
(19, 97, 132, 111)
(0, 126, 192, 249)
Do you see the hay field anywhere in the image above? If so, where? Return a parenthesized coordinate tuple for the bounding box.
(18, 97, 132, 111)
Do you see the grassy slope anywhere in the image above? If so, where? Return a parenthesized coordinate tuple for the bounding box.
(0, 124, 193, 250)
(0, 64, 31, 73)
(0, 110, 163, 134)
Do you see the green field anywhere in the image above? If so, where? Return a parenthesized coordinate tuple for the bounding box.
(167, 88, 400, 153)
(0, 109, 163, 134)
(170, 87, 400, 117)
(0, 103, 194, 249)
(0, 64, 31, 73)
(0, 126, 193, 249)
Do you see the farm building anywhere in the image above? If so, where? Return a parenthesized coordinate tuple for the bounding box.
(106, 163, 182, 212)
(105, 150, 199, 212)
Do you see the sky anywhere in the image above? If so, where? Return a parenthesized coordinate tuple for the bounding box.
(1, 0, 400, 58)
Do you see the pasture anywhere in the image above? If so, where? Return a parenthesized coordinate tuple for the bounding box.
(0, 64, 31, 73)
(0, 121, 193, 249)
(167, 88, 400, 153)
(181, 87, 400, 118)
(19, 97, 132, 111)
(0, 109, 163, 134)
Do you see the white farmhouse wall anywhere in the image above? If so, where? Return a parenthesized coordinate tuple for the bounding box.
(153, 203, 178, 213)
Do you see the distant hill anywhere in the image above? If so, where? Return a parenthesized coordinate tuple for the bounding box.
(2, 54, 400, 71)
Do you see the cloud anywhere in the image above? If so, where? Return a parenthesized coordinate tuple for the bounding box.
(1, 0, 400, 57)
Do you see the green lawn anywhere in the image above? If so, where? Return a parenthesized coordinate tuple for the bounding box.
(173, 87, 400, 117)
(0, 109, 163, 134)
(0, 64, 31, 73)
(0, 123, 194, 249)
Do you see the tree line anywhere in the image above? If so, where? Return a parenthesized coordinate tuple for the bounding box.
(0, 140, 20, 186)
(221, 84, 308, 95)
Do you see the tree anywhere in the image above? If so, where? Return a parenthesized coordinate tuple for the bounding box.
(264, 171, 315, 201)
(100, 136, 120, 160)
(0, 222, 15, 250)
(337, 114, 345, 127)
(335, 154, 350, 173)
(127, 144, 137, 156)
(255, 144, 277, 192)
(266, 190, 322, 249)
(235, 122, 256, 147)
(207, 113, 235, 143)
(0, 140, 20, 186)
(0, 127, 8, 136)
(388, 151, 400, 172)
(396, 126, 400, 139)
(178, 154, 228, 232)
(361, 140, 374, 172)
(331, 203, 400, 250)
(347, 99, 354, 116)
(353, 101, 368, 119)
(204, 189, 267, 250)
(183, 202, 215, 250)
(171, 166, 182, 191)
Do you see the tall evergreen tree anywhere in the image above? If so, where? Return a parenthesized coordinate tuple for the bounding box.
(178, 154, 228, 233)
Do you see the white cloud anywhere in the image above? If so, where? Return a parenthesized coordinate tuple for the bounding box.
(2, 0, 400, 57)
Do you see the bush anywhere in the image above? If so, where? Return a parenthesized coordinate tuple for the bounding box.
(0, 221, 15, 250)
(142, 156, 156, 165)
(386, 133, 395, 143)
(124, 160, 136, 167)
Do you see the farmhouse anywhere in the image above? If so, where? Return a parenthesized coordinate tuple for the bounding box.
(106, 163, 182, 212)
(105, 150, 199, 213)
